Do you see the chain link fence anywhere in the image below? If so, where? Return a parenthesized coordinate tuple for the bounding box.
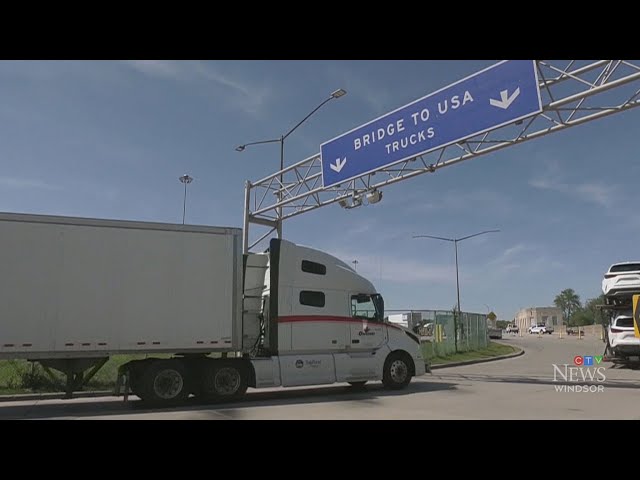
(385, 309, 488, 359)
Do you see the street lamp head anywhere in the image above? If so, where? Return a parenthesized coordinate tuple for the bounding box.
(330, 88, 347, 99)
(235, 145, 246, 152)
(179, 174, 193, 184)
(366, 189, 383, 204)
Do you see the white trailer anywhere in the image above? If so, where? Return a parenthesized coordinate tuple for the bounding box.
(0, 213, 243, 359)
(0, 212, 425, 404)
(387, 312, 423, 330)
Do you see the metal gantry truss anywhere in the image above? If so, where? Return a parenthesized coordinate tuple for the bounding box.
(243, 60, 640, 253)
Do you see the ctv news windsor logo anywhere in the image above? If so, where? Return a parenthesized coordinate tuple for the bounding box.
(552, 355, 606, 393)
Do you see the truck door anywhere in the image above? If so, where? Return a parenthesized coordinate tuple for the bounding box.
(289, 288, 349, 352)
(348, 293, 386, 351)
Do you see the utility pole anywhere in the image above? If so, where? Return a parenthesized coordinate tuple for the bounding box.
(179, 174, 193, 225)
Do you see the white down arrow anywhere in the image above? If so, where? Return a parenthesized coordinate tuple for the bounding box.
(330, 157, 347, 173)
(489, 87, 520, 109)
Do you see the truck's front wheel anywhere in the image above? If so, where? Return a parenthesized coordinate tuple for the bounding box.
(203, 361, 248, 401)
(382, 352, 412, 390)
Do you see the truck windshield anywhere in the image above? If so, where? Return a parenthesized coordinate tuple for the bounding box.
(351, 293, 384, 321)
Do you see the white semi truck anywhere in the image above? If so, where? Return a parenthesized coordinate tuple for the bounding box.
(0, 212, 425, 405)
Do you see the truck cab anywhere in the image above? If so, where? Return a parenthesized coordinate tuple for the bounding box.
(244, 239, 426, 390)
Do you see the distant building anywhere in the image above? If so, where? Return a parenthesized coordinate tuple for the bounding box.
(514, 307, 563, 332)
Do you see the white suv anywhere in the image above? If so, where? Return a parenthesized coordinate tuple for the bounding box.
(608, 314, 640, 357)
(529, 324, 551, 334)
(602, 262, 640, 297)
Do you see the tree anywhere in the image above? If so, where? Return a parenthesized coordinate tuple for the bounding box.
(496, 320, 509, 329)
(554, 289, 582, 326)
(585, 294, 607, 325)
(570, 309, 593, 326)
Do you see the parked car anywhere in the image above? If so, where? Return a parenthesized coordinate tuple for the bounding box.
(602, 262, 640, 297)
(488, 327, 503, 339)
(505, 324, 519, 334)
(608, 314, 640, 357)
(529, 324, 552, 334)
(418, 322, 435, 337)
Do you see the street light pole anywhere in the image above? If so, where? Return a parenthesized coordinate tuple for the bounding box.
(454, 239, 461, 324)
(236, 88, 347, 240)
(279, 134, 284, 238)
(413, 229, 500, 352)
(179, 174, 193, 225)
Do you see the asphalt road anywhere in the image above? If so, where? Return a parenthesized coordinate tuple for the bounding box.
(2, 334, 639, 419)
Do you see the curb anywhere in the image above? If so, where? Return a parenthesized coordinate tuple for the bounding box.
(0, 390, 112, 403)
(429, 345, 524, 370)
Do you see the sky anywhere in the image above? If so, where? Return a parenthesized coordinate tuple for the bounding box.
(1, 60, 640, 321)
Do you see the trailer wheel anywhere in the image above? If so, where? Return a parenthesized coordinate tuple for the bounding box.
(138, 360, 189, 405)
(202, 362, 248, 401)
(382, 352, 412, 390)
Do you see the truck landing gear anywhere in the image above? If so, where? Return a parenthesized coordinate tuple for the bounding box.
(38, 357, 109, 399)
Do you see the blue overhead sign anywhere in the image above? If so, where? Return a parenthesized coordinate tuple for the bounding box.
(321, 60, 542, 188)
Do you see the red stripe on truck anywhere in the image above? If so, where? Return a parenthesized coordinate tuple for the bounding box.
(278, 316, 404, 330)
(279, 315, 359, 324)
